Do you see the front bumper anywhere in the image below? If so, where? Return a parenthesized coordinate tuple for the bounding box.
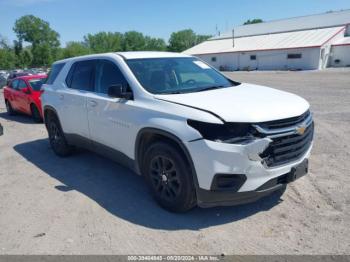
(185, 138, 312, 207)
(196, 159, 308, 207)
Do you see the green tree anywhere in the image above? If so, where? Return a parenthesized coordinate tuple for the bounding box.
(243, 19, 263, 25)
(144, 36, 167, 51)
(0, 36, 16, 69)
(122, 31, 146, 51)
(0, 49, 16, 69)
(13, 15, 60, 66)
(168, 29, 211, 52)
(62, 41, 91, 59)
(84, 32, 123, 53)
(17, 48, 33, 68)
(168, 29, 196, 52)
(195, 34, 212, 44)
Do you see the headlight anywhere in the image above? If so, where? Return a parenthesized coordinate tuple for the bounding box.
(187, 120, 256, 144)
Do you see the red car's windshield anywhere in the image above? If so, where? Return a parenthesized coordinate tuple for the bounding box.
(28, 78, 47, 91)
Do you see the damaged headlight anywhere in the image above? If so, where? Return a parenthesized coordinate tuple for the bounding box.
(187, 120, 257, 144)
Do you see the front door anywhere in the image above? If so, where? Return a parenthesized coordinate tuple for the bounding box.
(86, 59, 136, 157)
(16, 79, 31, 114)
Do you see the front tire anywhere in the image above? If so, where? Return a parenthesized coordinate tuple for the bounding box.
(46, 114, 72, 157)
(143, 142, 196, 212)
(5, 100, 16, 116)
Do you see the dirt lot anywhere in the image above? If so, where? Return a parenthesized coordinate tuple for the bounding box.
(0, 70, 349, 255)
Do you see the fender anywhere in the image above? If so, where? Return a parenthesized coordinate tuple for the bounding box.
(134, 127, 201, 192)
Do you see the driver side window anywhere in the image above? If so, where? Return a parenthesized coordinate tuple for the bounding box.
(17, 80, 28, 90)
(95, 60, 128, 94)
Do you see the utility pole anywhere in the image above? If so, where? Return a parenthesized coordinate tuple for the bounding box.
(232, 28, 235, 47)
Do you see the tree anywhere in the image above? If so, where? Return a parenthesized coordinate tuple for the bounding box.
(243, 19, 263, 25)
(122, 31, 146, 51)
(16, 48, 33, 68)
(168, 29, 211, 52)
(168, 29, 196, 52)
(61, 41, 91, 59)
(0, 36, 16, 69)
(13, 15, 60, 66)
(144, 36, 167, 51)
(195, 34, 211, 45)
(84, 32, 123, 53)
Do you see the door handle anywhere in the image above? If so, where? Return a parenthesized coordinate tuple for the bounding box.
(89, 100, 98, 107)
(59, 94, 64, 100)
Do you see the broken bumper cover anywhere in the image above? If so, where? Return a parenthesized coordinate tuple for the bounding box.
(185, 138, 312, 207)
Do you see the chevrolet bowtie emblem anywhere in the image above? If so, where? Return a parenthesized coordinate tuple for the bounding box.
(296, 125, 306, 135)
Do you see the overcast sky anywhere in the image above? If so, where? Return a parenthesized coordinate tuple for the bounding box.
(1, 0, 349, 46)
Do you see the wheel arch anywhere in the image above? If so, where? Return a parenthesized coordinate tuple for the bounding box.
(134, 127, 199, 190)
(43, 105, 60, 129)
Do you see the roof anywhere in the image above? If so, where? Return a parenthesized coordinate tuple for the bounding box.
(116, 51, 191, 59)
(54, 51, 191, 64)
(332, 36, 350, 46)
(15, 75, 47, 81)
(184, 26, 345, 55)
(212, 9, 350, 40)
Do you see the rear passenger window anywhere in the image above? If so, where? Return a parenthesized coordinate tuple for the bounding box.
(96, 60, 128, 94)
(67, 60, 96, 91)
(47, 63, 65, 85)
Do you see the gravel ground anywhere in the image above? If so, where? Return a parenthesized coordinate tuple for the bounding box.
(0, 69, 349, 255)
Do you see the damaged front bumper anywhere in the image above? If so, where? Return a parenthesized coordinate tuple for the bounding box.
(185, 137, 312, 207)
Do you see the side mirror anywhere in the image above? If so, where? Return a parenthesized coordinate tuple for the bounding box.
(107, 84, 133, 100)
(22, 87, 31, 94)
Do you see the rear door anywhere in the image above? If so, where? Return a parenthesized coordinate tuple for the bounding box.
(60, 60, 97, 139)
(6, 79, 19, 109)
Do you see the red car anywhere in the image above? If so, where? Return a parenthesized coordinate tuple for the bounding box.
(3, 75, 47, 122)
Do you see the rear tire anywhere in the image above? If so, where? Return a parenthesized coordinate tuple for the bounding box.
(46, 113, 73, 157)
(31, 104, 42, 123)
(143, 142, 196, 212)
(5, 100, 16, 116)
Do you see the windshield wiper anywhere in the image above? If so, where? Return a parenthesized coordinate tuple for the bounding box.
(197, 85, 226, 92)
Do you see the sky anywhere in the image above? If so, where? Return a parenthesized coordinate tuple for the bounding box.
(0, 0, 349, 46)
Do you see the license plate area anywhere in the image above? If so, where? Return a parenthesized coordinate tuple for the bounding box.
(287, 159, 309, 182)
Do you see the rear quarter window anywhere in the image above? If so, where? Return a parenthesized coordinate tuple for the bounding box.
(46, 63, 65, 85)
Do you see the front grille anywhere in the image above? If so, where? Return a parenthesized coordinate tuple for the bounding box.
(258, 110, 310, 130)
(258, 116, 314, 167)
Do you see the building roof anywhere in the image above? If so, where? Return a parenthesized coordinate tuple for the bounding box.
(183, 26, 345, 55)
(332, 36, 350, 46)
(212, 9, 350, 40)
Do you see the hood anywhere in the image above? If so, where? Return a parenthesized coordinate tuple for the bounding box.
(155, 83, 309, 123)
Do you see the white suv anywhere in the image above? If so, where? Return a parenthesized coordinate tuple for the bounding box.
(41, 52, 314, 212)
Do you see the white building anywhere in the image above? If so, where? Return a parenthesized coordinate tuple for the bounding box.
(184, 10, 350, 71)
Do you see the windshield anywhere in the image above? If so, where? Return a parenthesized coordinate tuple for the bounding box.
(29, 78, 46, 91)
(126, 57, 238, 94)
